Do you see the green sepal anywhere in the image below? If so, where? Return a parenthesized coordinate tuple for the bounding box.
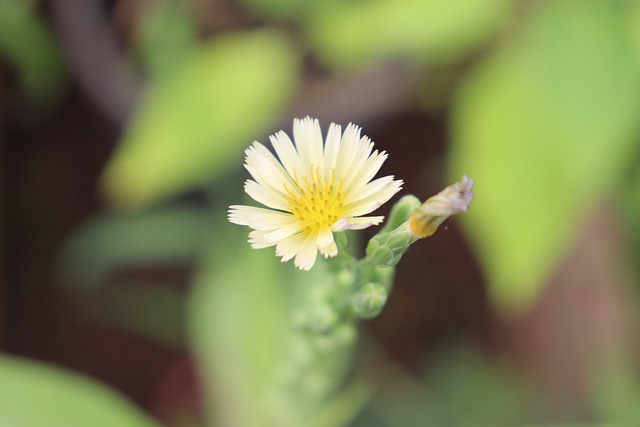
(379, 195, 422, 233)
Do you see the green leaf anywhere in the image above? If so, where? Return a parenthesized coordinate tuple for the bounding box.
(0, 355, 160, 427)
(189, 222, 366, 427)
(239, 0, 307, 19)
(101, 30, 300, 208)
(59, 206, 209, 287)
(94, 281, 186, 347)
(305, 0, 514, 69)
(0, 0, 66, 102)
(134, 0, 197, 79)
(618, 169, 640, 282)
(188, 226, 294, 427)
(449, 0, 640, 313)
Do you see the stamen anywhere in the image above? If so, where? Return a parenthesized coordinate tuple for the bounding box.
(286, 166, 346, 232)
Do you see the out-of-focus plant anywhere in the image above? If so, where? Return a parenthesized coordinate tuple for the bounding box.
(0, 0, 66, 104)
(101, 16, 300, 208)
(449, 0, 640, 314)
(0, 355, 161, 427)
(8, 0, 637, 425)
(240, 0, 513, 69)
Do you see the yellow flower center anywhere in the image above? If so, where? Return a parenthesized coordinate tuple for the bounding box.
(286, 167, 346, 231)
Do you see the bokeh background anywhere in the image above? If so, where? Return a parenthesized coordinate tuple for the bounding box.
(3, 0, 640, 426)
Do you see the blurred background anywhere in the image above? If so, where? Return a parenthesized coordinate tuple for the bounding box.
(3, 0, 640, 426)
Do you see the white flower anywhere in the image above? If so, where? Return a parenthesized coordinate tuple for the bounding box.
(228, 117, 403, 270)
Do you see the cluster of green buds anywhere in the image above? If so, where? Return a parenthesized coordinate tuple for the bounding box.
(353, 176, 475, 317)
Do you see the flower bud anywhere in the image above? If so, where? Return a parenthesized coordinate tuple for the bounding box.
(365, 237, 395, 266)
(409, 175, 474, 238)
(306, 303, 340, 334)
(380, 195, 422, 233)
(366, 222, 417, 267)
(352, 283, 388, 319)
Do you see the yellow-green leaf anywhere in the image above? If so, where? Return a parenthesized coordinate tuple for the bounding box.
(0, 355, 160, 427)
(305, 0, 513, 68)
(449, 0, 640, 314)
(102, 30, 300, 208)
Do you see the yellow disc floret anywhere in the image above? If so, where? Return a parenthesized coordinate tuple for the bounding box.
(286, 166, 346, 232)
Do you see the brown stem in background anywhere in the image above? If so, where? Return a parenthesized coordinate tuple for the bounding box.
(50, 0, 144, 127)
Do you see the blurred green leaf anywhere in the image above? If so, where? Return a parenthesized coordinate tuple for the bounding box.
(308, 374, 374, 427)
(135, 0, 197, 79)
(0, 0, 66, 102)
(449, 0, 640, 313)
(189, 222, 367, 427)
(591, 359, 640, 426)
(0, 355, 160, 427)
(95, 281, 186, 347)
(305, 0, 513, 69)
(102, 30, 300, 208)
(363, 345, 541, 427)
(240, 0, 306, 19)
(618, 168, 640, 281)
(188, 224, 293, 427)
(59, 206, 209, 287)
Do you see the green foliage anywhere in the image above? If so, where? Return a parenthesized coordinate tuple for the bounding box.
(59, 206, 209, 287)
(591, 360, 640, 426)
(101, 30, 300, 208)
(0, 355, 160, 427)
(189, 223, 371, 427)
(359, 345, 543, 427)
(304, 0, 513, 69)
(618, 168, 640, 281)
(134, 0, 197, 79)
(449, 0, 640, 313)
(0, 0, 66, 102)
(240, 0, 307, 19)
(94, 281, 186, 347)
(189, 226, 292, 427)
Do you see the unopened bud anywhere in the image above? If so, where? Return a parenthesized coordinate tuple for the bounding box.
(365, 223, 416, 267)
(380, 195, 422, 233)
(409, 175, 474, 238)
(352, 283, 388, 319)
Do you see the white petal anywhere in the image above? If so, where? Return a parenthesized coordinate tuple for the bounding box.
(270, 131, 302, 181)
(265, 222, 303, 243)
(244, 180, 290, 211)
(336, 216, 384, 231)
(294, 232, 318, 271)
(316, 227, 334, 249)
(293, 117, 322, 176)
(276, 232, 307, 262)
(334, 123, 361, 178)
(245, 142, 295, 194)
(319, 240, 338, 258)
(323, 123, 342, 173)
(344, 176, 401, 207)
(344, 179, 403, 217)
(342, 137, 374, 189)
(248, 230, 276, 248)
(228, 205, 296, 230)
(345, 150, 388, 193)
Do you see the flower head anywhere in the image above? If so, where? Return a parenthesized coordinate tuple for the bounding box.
(228, 117, 403, 270)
